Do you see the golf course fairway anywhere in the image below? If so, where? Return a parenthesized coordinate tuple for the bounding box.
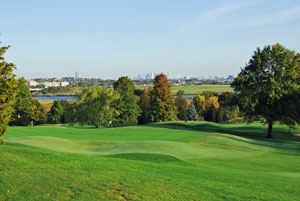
(1, 122, 300, 200)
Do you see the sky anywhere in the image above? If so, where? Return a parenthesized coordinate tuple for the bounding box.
(1, 0, 300, 79)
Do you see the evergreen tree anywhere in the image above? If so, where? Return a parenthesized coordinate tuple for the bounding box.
(150, 73, 178, 122)
(11, 77, 33, 126)
(187, 103, 198, 121)
(0, 44, 18, 144)
(47, 100, 64, 124)
(175, 90, 187, 120)
(113, 76, 141, 124)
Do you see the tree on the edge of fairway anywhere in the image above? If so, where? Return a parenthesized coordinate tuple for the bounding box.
(175, 90, 187, 120)
(231, 43, 300, 138)
(0, 44, 18, 144)
(150, 73, 178, 122)
(27, 99, 46, 126)
(76, 86, 119, 128)
(187, 103, 198, 121)
(11, 77, 33, 126)
(113, 76, 141, 124)
(47, 100, 64, 124)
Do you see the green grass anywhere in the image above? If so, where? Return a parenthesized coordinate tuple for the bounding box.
(136, 84, 233, 94)
(1, 122, 300, 200)
(170, 85, 233, 94)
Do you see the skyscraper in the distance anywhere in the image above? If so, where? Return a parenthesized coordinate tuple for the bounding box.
(75, 72, 79, 79)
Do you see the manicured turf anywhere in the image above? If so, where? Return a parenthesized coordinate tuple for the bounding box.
(136, 85, 233, 94)
(1, 122, 300, 200)
(170, 85, 233, 94)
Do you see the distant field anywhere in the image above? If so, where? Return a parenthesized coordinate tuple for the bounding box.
(171, 85, 233, 94)
(1, 122, 300, 200)
(137, 85, 233, 94)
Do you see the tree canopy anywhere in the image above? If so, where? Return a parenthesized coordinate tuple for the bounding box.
(11, 77, 33, 126)
(150, 73, 178, 122)
(232, 43, 300, 138)
(113, 76, 140, 124)
(0, 44, 18, 143)
(175, 90, 187, 120)
(76, 86, 119, 128)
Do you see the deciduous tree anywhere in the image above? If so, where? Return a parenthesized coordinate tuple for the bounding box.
(11, 77, 33, 126)
(175, 90, 187, 120)
(76, 87, 119, 128)
(47, 100, 64, 124)
(232, 44, 300, 138)
(113, 76, 140, 124)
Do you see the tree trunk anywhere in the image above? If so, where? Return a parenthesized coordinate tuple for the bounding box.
(266, 121, 273, 138)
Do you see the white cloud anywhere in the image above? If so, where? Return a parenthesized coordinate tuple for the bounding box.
(176, 1, 262, 34)
(229, 5, 300, 29)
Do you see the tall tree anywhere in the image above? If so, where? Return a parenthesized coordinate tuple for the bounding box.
(232, 44, 300, 138)
(0, 44, 18, 144)
(150, 73, 178, 122)
(47, 100, 64, 124)
(175, 90, 187, 120)
(193, 94, 206, 119)
(11, 77, 33, 126)
(27, 99, 46, 126)
(113, 76, 141, 124)
(204, 96, 219, 122)
(137, 89, 151, 124)
(76, 87, 119, 128)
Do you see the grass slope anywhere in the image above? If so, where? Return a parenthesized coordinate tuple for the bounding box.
(1, 122, 300, 200)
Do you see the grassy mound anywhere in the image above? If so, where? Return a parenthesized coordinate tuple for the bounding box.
(1, 122, 300, 200)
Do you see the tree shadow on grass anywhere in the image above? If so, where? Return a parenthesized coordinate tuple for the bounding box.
(145, 122, 300, 151)
(145, 122, 298, 143)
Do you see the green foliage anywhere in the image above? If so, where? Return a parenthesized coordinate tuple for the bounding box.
(175, 90, 187, 120)
(137, 89, 151, 124)
(113, 76, 141, 124)
(10, 78, 33, 126)
(47, 100, 64, 124)
(0, 44, 18, 143)
(60, 100, 76, 123)
(187, 103, 198, 121)
(232, 43, 300, 137)
(150, 73, 178, 122)
(76, 86, 119, 128)
(193, 94, 206, 118)
(27, 99, 46, 126)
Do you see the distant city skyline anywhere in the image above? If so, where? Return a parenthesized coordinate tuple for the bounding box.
(1, 0, 300, 79)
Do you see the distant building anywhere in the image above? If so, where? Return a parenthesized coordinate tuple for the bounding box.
(226, 75, 234, 81)
(44, 81, 69, 88)
(184, 76, 190, 80)
(75, 72, 79, 79)
(26, 80, 38, 87)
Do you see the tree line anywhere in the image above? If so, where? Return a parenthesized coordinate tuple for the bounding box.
(1, 43, 299, 142)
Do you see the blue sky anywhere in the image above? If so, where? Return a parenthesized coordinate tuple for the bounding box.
(1, 0, 300, 79)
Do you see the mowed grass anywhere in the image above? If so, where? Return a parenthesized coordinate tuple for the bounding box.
(136, 84, 233, 94)
(170, 85, 233, 94)
(1, 122, 300, 201)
